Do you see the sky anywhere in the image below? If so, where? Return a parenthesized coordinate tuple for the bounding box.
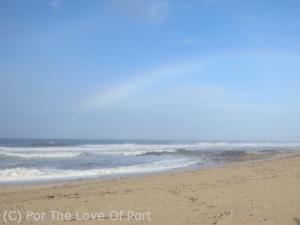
(0, 0, 300, 141)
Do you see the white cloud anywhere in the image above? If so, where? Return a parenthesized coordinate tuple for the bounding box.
(240, 15, 265, 24)
(201, 0, 223, 6)
(174, 37, 202, 46)
(113, 0, 169, 23)
(49, 0, 62, 9)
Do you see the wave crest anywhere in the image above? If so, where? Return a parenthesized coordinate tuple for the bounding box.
(0, 159, 198, 183)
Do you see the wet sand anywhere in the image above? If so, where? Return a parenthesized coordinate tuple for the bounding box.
(0, 151, 299, 225)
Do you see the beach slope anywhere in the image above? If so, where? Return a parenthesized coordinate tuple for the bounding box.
(0, 154, 299, 225)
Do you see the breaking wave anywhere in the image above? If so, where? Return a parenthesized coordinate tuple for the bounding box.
(0, 142, 299, 159)
(0, 141, 299, 183)
(0, 158, 198, 183)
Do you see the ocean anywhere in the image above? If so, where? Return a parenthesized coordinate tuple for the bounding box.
(0, 139, 299, 183)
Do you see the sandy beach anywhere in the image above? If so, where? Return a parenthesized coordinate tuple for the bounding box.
(0, 152, 299, 225)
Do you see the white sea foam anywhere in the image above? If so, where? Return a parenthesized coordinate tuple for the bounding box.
(0, 142, 299, 159)
(0, 151, 82, 158)
(0, 159, 198, 183)
(0, 142, 299, 183)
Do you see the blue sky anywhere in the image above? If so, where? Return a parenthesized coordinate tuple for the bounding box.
(1, 0, 300, 140)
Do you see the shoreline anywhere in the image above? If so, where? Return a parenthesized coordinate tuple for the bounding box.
(0, 148, 295, 186)
(0, 152, 299, 224)
(0, 149, 297, 187)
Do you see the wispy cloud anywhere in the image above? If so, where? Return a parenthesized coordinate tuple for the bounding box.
(49, 0, 62, 9)
(174, 36, 202, 46)
(113, 0, 169, 23)
(240, 15, 264, 24)
(201, 0, 223, 6)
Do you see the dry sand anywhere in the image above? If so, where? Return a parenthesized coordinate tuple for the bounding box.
(0, 152, 299, 225)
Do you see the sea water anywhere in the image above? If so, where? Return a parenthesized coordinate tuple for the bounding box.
(0, 139, 299, 183)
